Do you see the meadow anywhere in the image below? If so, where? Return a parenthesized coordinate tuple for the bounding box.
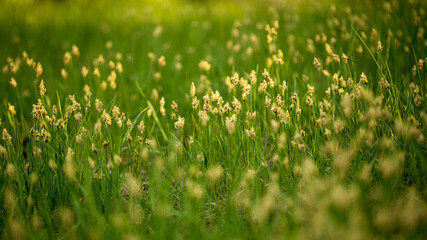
(0, 0, 426, 239)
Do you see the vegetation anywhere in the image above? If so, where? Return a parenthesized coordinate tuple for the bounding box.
(0, 0, 426, 239)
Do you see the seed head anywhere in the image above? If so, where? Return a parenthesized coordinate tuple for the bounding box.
(225, 114, 237, 134)
(171, 101, 178, 113)
(377, 41, 383, 53)
(232, 98, 242, 113)
(93, 68, 100, 78)
(185, 180, 203, 199)
(160, 97, 166, 117)
(231, 72, 239, 85)
(39, 80, 46, 97)
(9, 77, 17, 87)
(8, 103, 16, 115)
(313, 57, 321, 70)
(198, 60, 211, 72)
(138, 120, 145, 134)
(61, 68, 68, 79)
(206, 165, 224, 184)
(32, 99, 46, 119)
(49, 159, 57, 171)
(64, 52, 71, 65)
(113, 154, 122, 165)
(102, 111, 112, 125)
(174, 116, 185, 129)
(158, 56, 166, 67)
(198, 110, 210, 126)
(64, 148, 75, 181)
(71, 45, 80, 57)
(0, 144, 6, 158)
(190, 82, 196, 97)
(192, 96, 200, 109)
(36, 62, 43, 77)
(95, 99, 103, 112)
(360, 72, 368, 84)
(245, 127, 256, 138)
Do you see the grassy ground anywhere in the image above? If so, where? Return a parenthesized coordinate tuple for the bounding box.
(0, 0, 426, 239)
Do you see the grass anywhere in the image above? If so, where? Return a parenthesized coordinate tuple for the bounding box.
(0, 0, 426, 239)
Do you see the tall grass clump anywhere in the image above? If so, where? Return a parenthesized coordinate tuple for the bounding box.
(0, 0, 426, 239)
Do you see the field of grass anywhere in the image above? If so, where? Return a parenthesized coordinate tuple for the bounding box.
(0, 0, 426, 239)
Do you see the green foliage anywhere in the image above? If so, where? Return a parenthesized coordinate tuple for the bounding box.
(0, 0, 426, 239)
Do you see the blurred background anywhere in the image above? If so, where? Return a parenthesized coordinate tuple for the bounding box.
(0, 0, 425, 117)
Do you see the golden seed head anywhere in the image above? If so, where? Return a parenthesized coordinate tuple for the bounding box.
(95, 99, 103, 112)
(108, 60, 115, 70)
(71, 45, 80, 57)
(105, 41, 113, 50)
(225, 114, 237, 134)
(138, 120, 145, 134)
(158, 55, 166, 67)
(0, 144, 6, 158)
(198, 110, 210, 126)
(61, 68, 68, 79)
(231, 72, 239, 85)
(377, 41, 383, 53)
(94, 119, 102, 135)
(190, 82, 196, 97)
(39, 80, 46, 97)
(64, 148, 75, 181)
(148, 52, 156, 62)
(174, 116, 185, 129)
(113, 154, 122, 165)
(93, 68, 100, 78)
(49, 159, 57, 171)
(64, 52, 71, 65)
(313, 57, 321, 70)
(171, 101, 178, 113)
(8, 103, 16, 116)
(206, 165, 224, 184)
(198, 60, 211, 72)
(9, 77, 17, 87)
(153, 26, 163, 38)
(6, 163, 15, 178)
(185, 180, 203, 199)
(36, 62, 43, 77)
(102, 111, 112, 125)
(154, 72, 161, 81)
(81, 66, 88, 78)
(245, 127, 256, 138)
(116, 62, 123, 73)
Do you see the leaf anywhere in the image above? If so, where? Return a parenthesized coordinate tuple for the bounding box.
(121, 107, 149, 144)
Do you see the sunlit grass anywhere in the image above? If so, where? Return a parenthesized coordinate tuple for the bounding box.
(0, 0, 426, 239)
